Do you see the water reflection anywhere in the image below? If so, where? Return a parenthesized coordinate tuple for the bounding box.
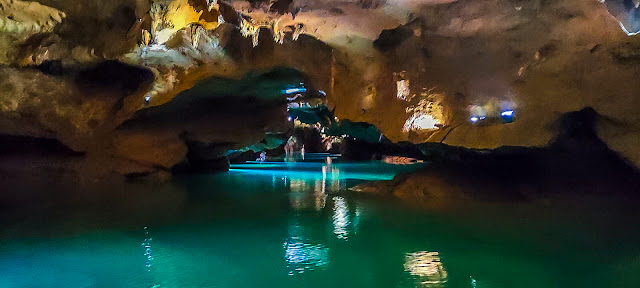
(283, 236, 330, 275)
(280, 157, 357, 274)
(142, 227, 154, 272)
(231, 156, 441, 284)
(332, 196, 350, 240)
(284, 157, 345, 211)
(284, 219, 330, 275)
(404, 251, 448, 287)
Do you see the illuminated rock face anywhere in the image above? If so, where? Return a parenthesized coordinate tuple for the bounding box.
(113, 67, 311, 173)
(318, 0, 640, 166)
(0, 0, 639, 176)
(0, 66, 122, 150)
(0, 0, 65, 64)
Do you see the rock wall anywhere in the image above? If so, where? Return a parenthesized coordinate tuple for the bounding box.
(323, 0, 640, 167)
(0, 0, 639, 178)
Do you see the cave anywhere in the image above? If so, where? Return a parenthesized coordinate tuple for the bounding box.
(1, 0, 640, 287)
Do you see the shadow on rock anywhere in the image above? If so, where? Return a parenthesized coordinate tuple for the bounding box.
(351, 107, 640, 204)
(113, 67, 313, 175)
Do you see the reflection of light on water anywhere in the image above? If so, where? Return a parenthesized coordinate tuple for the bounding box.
(322, 166, 327, 194)
(283, 237, 329, 275)
(314, 179, 327, 210)
(283, 234, 329, 275)
(331, 169, 343, 191)
(290, 178, 327, 210)
(332, 196, 350, 240)
(404, 251, 448, 287)
(352, 206, 362, 235)
(290, 179, 307, 191)
(142, 227, 154, 272)
(285, 158, 352, 211)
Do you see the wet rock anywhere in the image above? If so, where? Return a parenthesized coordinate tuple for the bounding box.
(349, 180, 396, 194)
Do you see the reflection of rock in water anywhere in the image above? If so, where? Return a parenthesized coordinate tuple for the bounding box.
(404, 251, 448, 287)
(288, 179, 327, 211)
(287, 158, 345, 211)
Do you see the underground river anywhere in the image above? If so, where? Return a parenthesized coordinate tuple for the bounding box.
(1, 156, 639, 288)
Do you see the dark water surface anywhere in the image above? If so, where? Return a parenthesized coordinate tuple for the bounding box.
(1, 157, 639, 287)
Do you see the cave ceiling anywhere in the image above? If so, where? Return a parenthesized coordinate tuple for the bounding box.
(1, 0, 640, 174)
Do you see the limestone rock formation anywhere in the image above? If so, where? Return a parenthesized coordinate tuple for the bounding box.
(113, 67, 310, 174)
(0, 0, 66, 64)
(1, 0, 640, 179)
(354, 108, 640, 205)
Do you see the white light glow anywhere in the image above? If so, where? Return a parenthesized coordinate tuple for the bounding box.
(618, 21, 639, 36)
(470, 116, 479, 123)
(403, 113, 441, 132)
(500, 110, 514, 117)
(332, 196, 350, 240)
(284, 236, 329, 275)
(404, 251, 448, 286)
(396, 80, 411, 101)
(142, 227, 154, 272)
(284, 88, 307, 94)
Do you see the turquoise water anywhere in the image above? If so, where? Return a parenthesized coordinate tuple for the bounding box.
(1, 157, 639, 287)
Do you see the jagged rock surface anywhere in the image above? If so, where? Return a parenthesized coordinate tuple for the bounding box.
(0, 0, 639, 179)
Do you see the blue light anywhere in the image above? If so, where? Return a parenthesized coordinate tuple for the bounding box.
(619, 22, 639, 36)
(144, 95, 150, 102)
(501, 110, 515, 123)
(288, 116, 292, 121)
(470, 116, 479, 123)
(283, 87, 307, 94)
(318, 90, 326, 96)
(500, 110, 514, 117)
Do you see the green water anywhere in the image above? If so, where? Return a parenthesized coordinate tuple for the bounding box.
(1, 158, 639, 287)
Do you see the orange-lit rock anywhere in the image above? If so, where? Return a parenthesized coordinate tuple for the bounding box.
(1, 0, 640, 178)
